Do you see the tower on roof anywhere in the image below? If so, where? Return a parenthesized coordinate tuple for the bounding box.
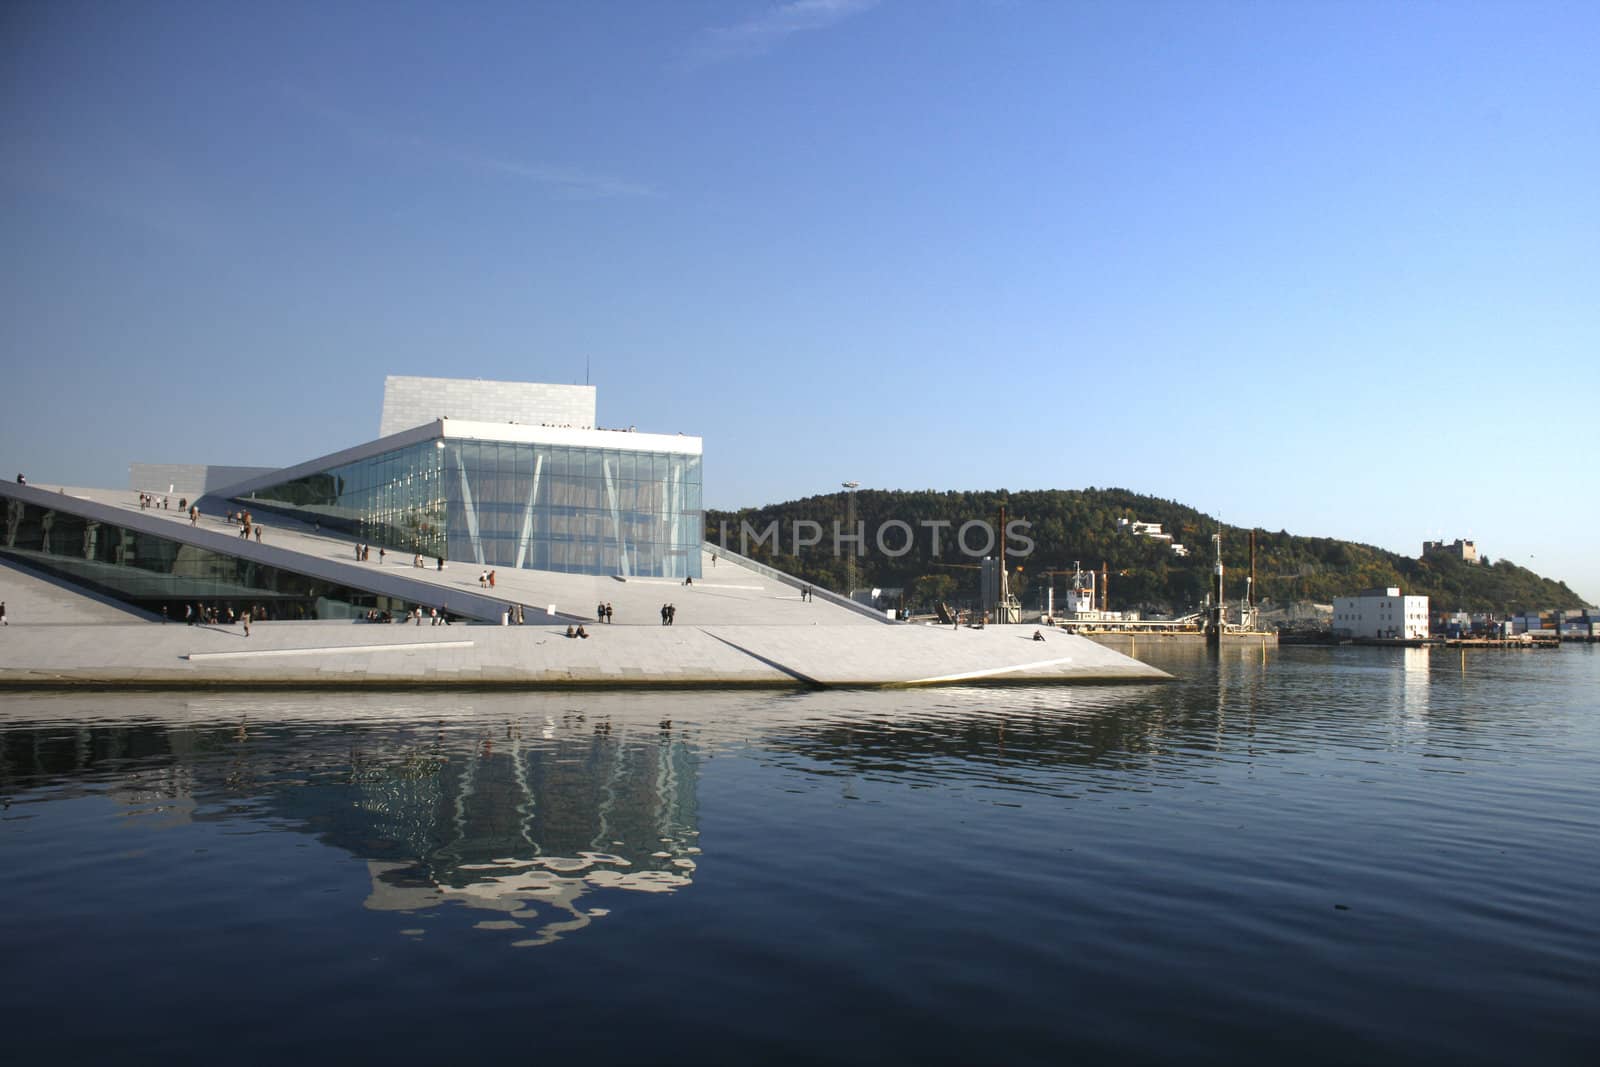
(380, 375, 597, 437)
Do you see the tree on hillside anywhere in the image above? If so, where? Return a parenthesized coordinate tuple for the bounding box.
(910, 574, 958, 610)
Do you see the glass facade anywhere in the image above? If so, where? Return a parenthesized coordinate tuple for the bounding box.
(241, 435, 703, 578)
(243, 438, 448, 558)
(442, 439, 702, 577)
(2, 496, 418, 620)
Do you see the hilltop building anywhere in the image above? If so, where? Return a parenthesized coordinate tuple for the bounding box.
(1118, 516, 1189, 557)
(1332, 587, 1430, 641)
(1423, 538, 1479, 564)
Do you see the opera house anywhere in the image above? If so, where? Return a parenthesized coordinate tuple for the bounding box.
(0, 376, 1165, 688)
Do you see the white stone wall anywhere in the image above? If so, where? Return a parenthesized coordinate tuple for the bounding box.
(129, 463, 277, 497)
(380, 376, 597, 437)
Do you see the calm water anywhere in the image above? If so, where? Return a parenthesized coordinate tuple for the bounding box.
(3, 645, 1597, 1065)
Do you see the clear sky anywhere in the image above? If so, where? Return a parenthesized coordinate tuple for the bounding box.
(3, 1, 1596, 602)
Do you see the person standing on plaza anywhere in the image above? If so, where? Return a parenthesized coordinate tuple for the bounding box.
(1, 600, 7, 626)
(378, 547, 385, 565)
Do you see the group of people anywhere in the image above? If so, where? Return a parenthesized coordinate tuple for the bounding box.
(660, 603, 677, 626)
(186, 603, 265, 626)
(351, 540, 446, 573)
(364, 607, 452, 625)
(564, 624, 590, 638)
(138, 492, 170, 511)
(595, 602, 614, 623)
(800, 586, 814, 602)
(478, 570, 497, 588)
(226, 509, 263, 542)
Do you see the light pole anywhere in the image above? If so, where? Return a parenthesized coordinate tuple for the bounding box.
(842, 481, 860, 598)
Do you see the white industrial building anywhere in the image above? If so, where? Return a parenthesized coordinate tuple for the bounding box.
(1332, 587, 1430, 641)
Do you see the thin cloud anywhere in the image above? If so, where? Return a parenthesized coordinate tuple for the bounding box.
(405, 140, 657, 200)
(278, 87, 656, 200)
(683, 0, 879, 67)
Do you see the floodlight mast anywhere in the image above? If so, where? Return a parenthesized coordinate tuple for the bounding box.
(843, 482, 860, 597)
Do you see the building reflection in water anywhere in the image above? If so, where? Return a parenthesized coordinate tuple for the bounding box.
(339, 712, 701, 948)
(1400, 646, 1431, 717)
(2, 676, 1287, 947)
(0, 693, 705, 949)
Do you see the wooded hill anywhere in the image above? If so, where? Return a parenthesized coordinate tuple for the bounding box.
(706, 488, 1587, 615)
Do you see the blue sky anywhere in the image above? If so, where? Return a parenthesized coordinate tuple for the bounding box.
(3, 1, 1596, 601)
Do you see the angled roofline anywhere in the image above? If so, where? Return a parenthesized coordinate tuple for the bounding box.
(205, 421, 446, 501)
(0, 479, 539, 622)
(207, 419, 703, 503)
